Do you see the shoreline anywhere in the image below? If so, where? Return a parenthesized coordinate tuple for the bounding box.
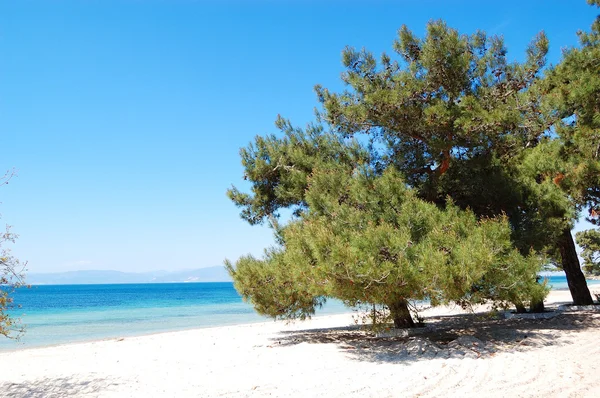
(2, 289, 590, 353)
(2, 286, 598, 355)
(0, 316, 274, 354)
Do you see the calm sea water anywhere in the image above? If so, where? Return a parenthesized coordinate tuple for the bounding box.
(546, 275, 600, 291)
(0, 282, 348, 350)
(1, 276, 599, 351)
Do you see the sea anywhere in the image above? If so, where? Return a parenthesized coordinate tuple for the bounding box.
(1, 275, 599, 351)
(0, 282, 348, 351)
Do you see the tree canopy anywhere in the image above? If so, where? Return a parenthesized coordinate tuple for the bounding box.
(544, 2, 600, 223)
(227, 166, 546, 327)
(315, 19, 596, 304)
(226, 116, 370, 229)
(315, 21, 569, 250)
(537, 0, 600, 302)
(576, 229, 600, 276)
(227, 5, 600, 326)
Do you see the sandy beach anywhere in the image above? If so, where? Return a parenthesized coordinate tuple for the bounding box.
(0, 290, 599, 398)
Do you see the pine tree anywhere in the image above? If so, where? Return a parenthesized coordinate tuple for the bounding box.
(227, 18, 600, 325)
(576, 229, 600, 276)
(539, 0, 600, 304)
(227, 166, 546, 327)
(316, 20, 594, 306)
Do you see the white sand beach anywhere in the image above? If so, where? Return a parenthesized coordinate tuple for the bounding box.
(1, 290, 599, 398)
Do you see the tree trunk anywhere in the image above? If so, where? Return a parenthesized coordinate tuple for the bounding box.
(530, 299, 545, 313)
(514, 302, 527, 313)
(530, 275, 545, 313)
(558, 227, 593, 305)
(388, 299, 415, 328)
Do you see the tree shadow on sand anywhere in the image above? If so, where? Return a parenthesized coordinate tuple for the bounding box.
(0, 375, 120, 398)
(271, 308, 600, 364)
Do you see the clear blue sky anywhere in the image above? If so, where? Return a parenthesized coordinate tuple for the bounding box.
(0, 0, 597, 273)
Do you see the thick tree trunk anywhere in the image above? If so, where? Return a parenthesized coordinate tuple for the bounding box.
(514, 302, 527, 313)
(388, 299, 416, 328)
(558, 227, 593, 305)
(530, 276, 545, 313)
(530, 299, 545, 313)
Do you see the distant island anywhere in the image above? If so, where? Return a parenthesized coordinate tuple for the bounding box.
(26, 266, 232, 285)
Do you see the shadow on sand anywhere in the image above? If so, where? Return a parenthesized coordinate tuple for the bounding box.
(271, 307, 600, 364)
(0, 375, 120, 398)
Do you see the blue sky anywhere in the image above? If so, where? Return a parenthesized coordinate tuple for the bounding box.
(0, 0, 597, 273)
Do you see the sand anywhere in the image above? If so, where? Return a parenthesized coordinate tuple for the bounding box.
(1, 290, 599, 398)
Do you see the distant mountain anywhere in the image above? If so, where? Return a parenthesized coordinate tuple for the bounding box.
(27, 266, 232, 285)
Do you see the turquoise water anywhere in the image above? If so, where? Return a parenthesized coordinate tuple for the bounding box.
(544, 275, 600, 291)
(2, 276, 599, 351)
(0, 282, 348, 351)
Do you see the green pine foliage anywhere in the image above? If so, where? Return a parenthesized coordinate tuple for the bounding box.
(227, 12, 600, 323)
(227, 166, 547, 327)
(315, 21, 562, 254)
(313, 18, 596, 304)
(576, 229, 600, 276)
(226, 116, 369, 229)
(544, 1, 600, 226)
